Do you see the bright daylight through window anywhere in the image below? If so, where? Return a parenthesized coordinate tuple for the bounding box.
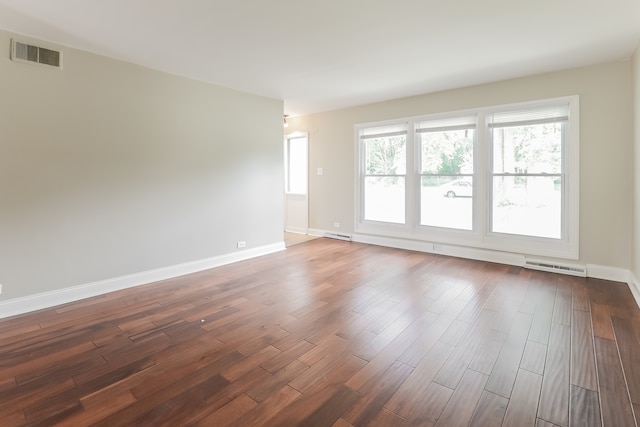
(356, 97, 579, 259)
(362, 124, 408, 224)
(418, 116, 476, 230)
(489, 105, 568, 239)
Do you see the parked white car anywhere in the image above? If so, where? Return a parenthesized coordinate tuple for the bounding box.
(441, 180, 472, 198)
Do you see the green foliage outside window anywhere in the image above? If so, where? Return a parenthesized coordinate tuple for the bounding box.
(365, 136, 406, 176)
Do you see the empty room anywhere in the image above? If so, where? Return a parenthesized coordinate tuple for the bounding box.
(1, 1, 640, 426)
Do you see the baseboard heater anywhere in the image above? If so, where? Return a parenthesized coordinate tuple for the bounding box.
(524, 259, 586, 277)
(324, 232, 353, 242)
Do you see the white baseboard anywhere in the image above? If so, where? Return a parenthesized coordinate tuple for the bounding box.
(307, 228, 326, 237)
(628, 272, 640, 310)
(351, 231, 640, 308)
(284, 226, 307, 234)
(352, 232, 524, 267)
(586, 264, 630, 283)
(0, 242, 285, 320)
(3, 235, 637, 319)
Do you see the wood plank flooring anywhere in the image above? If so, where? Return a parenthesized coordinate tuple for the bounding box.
(1, 238, 639, 426)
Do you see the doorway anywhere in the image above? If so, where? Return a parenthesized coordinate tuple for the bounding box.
(284, 132, 308, 236)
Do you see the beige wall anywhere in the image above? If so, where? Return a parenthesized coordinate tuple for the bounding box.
(0, 30, 284, 300)
(288, 61, 634, 268)
(632, 44, 640, 279)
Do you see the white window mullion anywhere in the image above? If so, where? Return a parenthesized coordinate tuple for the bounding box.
(405, 121, 416, 230)
(475, 111, 488, 238)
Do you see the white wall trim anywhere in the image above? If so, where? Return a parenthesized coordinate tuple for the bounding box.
(628, 272, 640, 310)
(351, 231, 640, 308)
(353, 233, 525, 266)
(284, 226, 308, 234)
(2, 236, 638, 319)
(307, 228, 326, 237)
(0, 242, 285, 320)
(586, 264, 631, 283)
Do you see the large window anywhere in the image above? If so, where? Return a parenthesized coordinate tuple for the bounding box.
(418, 116, 476, 230)
(355, 97, 579, 259)
(489, 106, 567, 239)
(360, 124, 408, 224)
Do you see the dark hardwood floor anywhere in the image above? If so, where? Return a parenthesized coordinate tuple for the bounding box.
(1, 238, 639, 426)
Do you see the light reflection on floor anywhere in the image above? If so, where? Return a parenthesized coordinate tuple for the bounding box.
(284, 232, 319, 247)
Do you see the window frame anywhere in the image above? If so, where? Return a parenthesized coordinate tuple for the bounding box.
(356, 121, 412, 231)
(354, 96, 580, 259)
(482, 97, 579, 258)
(416, 115, 477, 232)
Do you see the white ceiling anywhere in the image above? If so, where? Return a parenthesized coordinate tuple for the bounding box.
(0, 0, 639, 116)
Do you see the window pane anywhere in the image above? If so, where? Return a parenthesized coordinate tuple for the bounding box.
(420, 176, 472, 230)
(421, 129, 474, 174)
(492, 176, 561, 238)
(493, 123, 562, 174)
(364, 176, 405, 223)
(287, 137, 307, 193)
(365, 136, 406, 175)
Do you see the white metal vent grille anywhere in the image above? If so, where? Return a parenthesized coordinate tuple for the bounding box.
(324, 232, 353, 242)
(11, 39, 62, 69)
(524, 259, 586, 277)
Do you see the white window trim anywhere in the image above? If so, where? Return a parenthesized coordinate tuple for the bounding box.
(415, 115, 478, 233)
(354, 96, 579, 260)
(355, 119, 413, 232)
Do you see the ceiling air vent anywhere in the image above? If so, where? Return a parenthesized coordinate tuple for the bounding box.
(11, 39, 62, 69)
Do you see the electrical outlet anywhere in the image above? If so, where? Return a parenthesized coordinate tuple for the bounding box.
(433, 244, 443, 252)
(333, 222, 340, 228)
(0, 283, 3, 295)
(237, 241, 246, 249)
